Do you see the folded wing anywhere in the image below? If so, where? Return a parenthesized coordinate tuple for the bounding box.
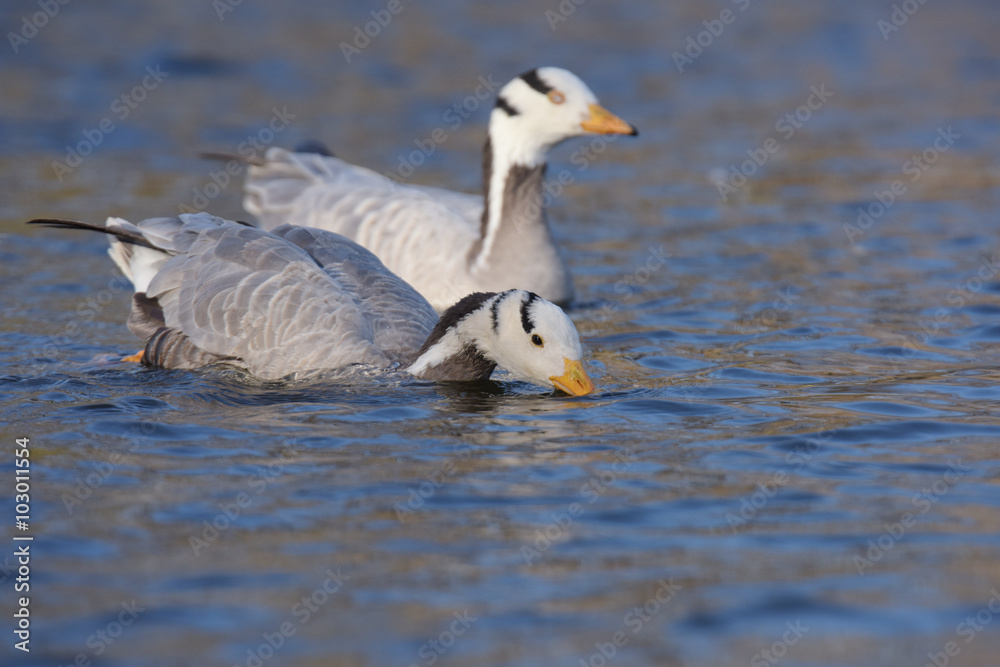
(116, 214, 437, 379)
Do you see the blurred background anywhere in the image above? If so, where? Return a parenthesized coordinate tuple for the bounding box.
(2, 1, 1000, 666)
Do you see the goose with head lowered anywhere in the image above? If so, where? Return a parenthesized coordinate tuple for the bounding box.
(28, 214, 595, 395)
(242, 67, 637, 312)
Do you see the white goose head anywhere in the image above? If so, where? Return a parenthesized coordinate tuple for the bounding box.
(407, 289, 595, 396)
(488, 67, 638, 167)
(472, 68, 638, 277)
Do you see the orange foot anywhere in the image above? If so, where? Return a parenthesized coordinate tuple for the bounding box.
(122, 350, 144, 363)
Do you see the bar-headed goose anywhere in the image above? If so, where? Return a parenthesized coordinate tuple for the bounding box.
(28, 214, 595, 395)
(243, 67, 637, 312)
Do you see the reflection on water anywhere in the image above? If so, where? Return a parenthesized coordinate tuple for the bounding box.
(2, 0, 1000, 665)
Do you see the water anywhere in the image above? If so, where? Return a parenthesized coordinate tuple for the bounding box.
(2, 1, 1000, 665)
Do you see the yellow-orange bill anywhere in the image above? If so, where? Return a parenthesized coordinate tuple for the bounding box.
(122, 350, 144, 363)
(550, 358, 596, 396)
(580, 103, 638, 136)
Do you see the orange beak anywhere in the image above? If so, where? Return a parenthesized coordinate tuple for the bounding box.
(549, 358, 596, 396)
(580, 103, 638, 136)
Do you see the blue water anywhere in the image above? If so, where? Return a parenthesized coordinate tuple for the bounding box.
(2, 1, 1000, 665)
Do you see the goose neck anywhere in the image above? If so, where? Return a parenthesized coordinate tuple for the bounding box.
(475, 130, 549, 269)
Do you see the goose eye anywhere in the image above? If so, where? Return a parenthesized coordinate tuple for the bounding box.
(547, 90, 566, 105)
(531, 334, 544, 347)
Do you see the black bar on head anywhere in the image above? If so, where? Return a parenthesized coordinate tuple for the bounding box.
(519, 69, 553, 95)
(494, 95, 519, 117)
(519, 292, 540, 334)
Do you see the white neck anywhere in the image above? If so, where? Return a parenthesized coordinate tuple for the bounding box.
(473, 110, 551, 271)
(406, 300, 497, 379)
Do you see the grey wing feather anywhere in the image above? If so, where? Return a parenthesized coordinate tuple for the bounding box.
(243, 148, 483, 310)
(139, 215, 437, 380)
(271, 224, 439, 355)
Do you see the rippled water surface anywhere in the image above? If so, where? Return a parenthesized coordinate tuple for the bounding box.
(2, 1, 1000, 666)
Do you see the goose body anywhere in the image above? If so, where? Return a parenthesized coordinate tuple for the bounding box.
(29, 214, 594, 394)
(243, 67, 637, 312)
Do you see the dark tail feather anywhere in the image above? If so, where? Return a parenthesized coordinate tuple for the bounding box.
(200, 140, 334, 166)
(198, 151, 266, 167)
(26, 219, 157, 249)
(294, 140, 335, 157)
